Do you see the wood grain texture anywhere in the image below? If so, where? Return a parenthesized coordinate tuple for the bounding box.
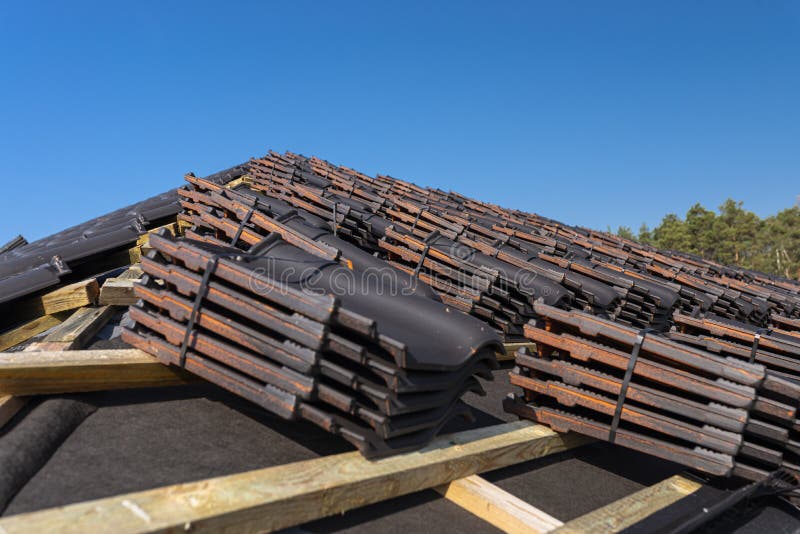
(42, 279, 100, 314)
(98, 279, 138, 305)
(98, 265, 143, 306)
(128, 223, 180, 264)
(0, 348, 193, 395)
(552, 474, 703, 534)
(0, 422, 590, 533)
(117, 266, 144, 280)
(0, 315, 63, 351)
(438, 475, 563, 533)
(6, 307, 117, 427)
(24, 306, 115, 352)
(17, 279, 101, 317)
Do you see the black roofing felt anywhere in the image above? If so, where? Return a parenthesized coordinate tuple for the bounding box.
(2, 363, 797, 532)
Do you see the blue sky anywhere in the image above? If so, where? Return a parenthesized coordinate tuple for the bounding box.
(1, 1, 798, 244)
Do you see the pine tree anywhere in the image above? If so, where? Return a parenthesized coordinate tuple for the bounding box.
(637, 223, 653, 245)
(652, 213, 690, 252)
(616, 226, 635, 240)
(624, 200, 798, 279)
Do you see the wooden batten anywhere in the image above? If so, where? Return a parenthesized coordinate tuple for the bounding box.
(0, 348, 193, 396)
(2, 305, 118, 428)
(23, 306, 116, 352)
(0, 315, 65, 352)
(17, 279, 100, 317)
(99, 279, 138, 306)
(0, 422, 589, 533)
(497, 341, 537, 362)
(552, 474, 703, 533)
(438, 475, 563, 534)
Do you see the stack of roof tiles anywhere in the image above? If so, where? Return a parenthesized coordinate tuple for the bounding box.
(4, 149, 800, 469)
(121, 181, 502, 458)
(246, 153, 673, 335)
(252, 152, 800, 332)
(505, 302, 800, 481)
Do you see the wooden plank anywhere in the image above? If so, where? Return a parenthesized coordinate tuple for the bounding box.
(117, 265, 144, 280)
(19, 279, 100, 317)
(23, 342, 56, 352)
(136, 223, 178, 248)
(0, 395, 28, 427)
(0, 422, 591, 533)
(128, 223, 180, 264)
(6, 307, 119, 429)
(24, 306, 116, 352)
(496, 352, 515, 362)
(223, 176, 253, 189)
(552, 474, 703, 533)
(98, 265, 143, 306)
(40, 306, 116, 344)
(437, 475, 563, 534)
(98, 279, 138, 306)
(0, 348, 194, 395)
(0, 315, 64, 352)
(125, 246, 143, 265)
(497, 341, 536, 362)
(41, 278, 100, 314)
(177, 219, 194, 234)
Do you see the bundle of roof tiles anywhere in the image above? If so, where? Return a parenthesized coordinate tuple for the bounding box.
(4, 149, 800, 468)
(121, 199, 502, 458)
(246, 153, 675, 335)
(506, 301, 800, 482)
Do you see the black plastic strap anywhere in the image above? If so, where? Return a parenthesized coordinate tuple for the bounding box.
(413, 244, 431, 278)
(231, 208, 254, 247)
(177, 251, 253, 368)
(609, 328, 659, 443)
(178, 257, 220, 368)
(410, 209, 425, 232)
(748, 327, 772, 364)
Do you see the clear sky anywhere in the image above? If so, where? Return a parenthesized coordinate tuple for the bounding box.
(1, 1, 798, 245)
